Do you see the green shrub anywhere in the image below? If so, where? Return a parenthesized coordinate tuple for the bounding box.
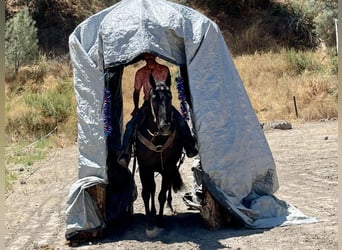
(6, 80, 75, 141)
(43, 86, 74, 122)
(286, 49, 325, 75)
(193, 0, 271, 15)
(24, 81, 74, 123)
(328, 48, 338, 75)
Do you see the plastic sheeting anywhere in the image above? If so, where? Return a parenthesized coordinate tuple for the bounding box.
(66, 0, 317, 236)
(65, 177, 107, 239)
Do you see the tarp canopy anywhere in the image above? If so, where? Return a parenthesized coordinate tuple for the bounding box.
(66, 0, 317, 239)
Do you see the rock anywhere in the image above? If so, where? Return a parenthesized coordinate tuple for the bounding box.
(270, 120, 292, 130)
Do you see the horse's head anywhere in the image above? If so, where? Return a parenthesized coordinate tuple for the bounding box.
(149, 74, 173, 136)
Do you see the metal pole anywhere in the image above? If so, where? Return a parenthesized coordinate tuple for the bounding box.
(335, 18, 338, 53)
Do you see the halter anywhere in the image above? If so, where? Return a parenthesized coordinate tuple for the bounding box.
(150, 84, 171, 123)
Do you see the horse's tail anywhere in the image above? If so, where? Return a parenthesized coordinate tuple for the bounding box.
(171, 169, 184, 193)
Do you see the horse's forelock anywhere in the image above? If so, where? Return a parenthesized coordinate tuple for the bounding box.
(155, 81, 169, 90)
(149, 81, 173, 131)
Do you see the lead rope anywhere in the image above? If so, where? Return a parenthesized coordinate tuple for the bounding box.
(160, 151, 165, 171)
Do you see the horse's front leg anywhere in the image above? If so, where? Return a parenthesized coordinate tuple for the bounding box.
(140, 169, 156, 231)
(150, 182, 156, 216)
(156, 177, 170, 228)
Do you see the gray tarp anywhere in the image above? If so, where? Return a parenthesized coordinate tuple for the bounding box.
(66, 0, 317, 238)
(66, 177, 107, 238)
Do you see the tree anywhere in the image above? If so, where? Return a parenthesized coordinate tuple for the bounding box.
(304, 0, 338, 48)
(5, 7, 39, 74)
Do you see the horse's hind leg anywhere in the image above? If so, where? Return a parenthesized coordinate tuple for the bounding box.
(167, 187, 173, 212)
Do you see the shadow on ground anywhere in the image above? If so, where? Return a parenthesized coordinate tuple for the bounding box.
(77, 211, 270, 249)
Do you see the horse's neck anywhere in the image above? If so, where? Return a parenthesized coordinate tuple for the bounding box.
(139, 108, 158, 136)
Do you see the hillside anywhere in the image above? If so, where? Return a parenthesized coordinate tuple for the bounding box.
(5, 0, 319, 56)
(4, 0, 337, 144)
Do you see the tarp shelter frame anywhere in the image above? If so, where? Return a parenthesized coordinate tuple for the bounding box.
(66, 0, 317, 239)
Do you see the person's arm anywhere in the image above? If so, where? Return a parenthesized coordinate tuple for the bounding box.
(132, 70, 142, 116)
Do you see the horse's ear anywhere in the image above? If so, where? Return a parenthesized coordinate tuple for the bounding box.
(149, 74, 156, 89)
(166, 73, 171, 87)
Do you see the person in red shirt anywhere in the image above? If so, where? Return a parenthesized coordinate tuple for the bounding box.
(131, 53, 170, 116)
(118, 53, 198, 167)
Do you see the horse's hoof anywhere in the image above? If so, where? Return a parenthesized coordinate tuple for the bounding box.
(146, 227, 160, 238)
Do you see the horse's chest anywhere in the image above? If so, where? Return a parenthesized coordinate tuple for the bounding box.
(136, 137, 180, 168)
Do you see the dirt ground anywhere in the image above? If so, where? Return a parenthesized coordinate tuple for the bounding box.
(5, 120, 338, 250)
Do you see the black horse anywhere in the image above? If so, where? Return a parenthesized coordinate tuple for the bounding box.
(135, 75, 184, 237)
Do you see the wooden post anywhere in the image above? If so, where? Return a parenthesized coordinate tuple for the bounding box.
(200, 183, 233, 229)
(293, 96, 298, 118)
(86, 184, 107, 223)
(68, 184, 106, 246)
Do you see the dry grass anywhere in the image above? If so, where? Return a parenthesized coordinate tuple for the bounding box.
(119, 51, 337, 127)
(234, 49, 337, 122)
(5, 49, 337, 145)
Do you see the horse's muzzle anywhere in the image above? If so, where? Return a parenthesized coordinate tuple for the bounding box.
(159, 123, 171, 136)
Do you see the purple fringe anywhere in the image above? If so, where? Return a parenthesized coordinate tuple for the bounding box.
(103, 88, 112, 137)
(176, 76, 189, 120)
